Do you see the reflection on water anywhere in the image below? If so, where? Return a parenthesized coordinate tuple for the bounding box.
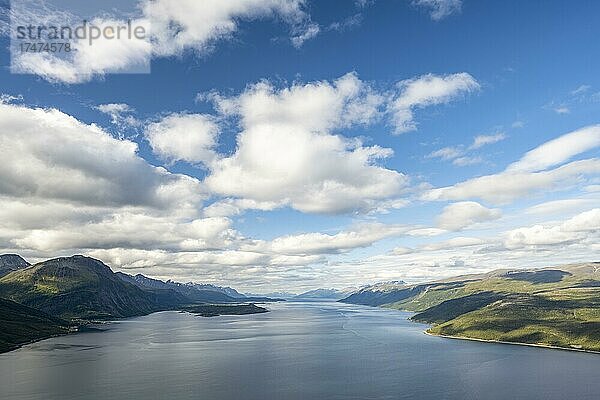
(1, 301, 599, 400)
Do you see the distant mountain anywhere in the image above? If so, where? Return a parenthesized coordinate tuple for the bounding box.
(0, 297, 70, 353)
(116, 272, 280, 303)
(188, 283, 245, 298)
(245, 291, 297, 299)
(114, 273, 190, 308)
(294, 288, 357, 300)
(339, 281, 409, 306)
(115, 272, 239, 304)
(0, 256, 160, 319)
(341, 263, 600, 352)
(0, 254, 30, 277)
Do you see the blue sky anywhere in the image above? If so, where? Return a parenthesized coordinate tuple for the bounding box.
(0, 0, 599, 292)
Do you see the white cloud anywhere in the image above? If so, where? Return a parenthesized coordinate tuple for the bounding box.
(425, 158, 600, 204)
(204, 73, 406, 214)
(320, 209, 600, 288)
(12, 16, 152, 84)
(0, 98, 421, 290)
(437, 201, 501, 231)
(427, 132, 503, 166)
(412, 0, 462, 21)
(145, 0, 316, 55)
(506, 125, 600, 172)
(425, 126, 600, 204)
(145, 113, 220, 165)
(452, 156, 482, 166)
(0, 94, 23, 104)
(291, 23, 320, 48)
(420, 236, 485, 251)
(10, 0, 317, 83)
(0, 102, 202, 209)
(469, 132, 507, 150)
(504, 208, 600, 249)
(245, 223, 405, 256)
(96, 103, 133, 117)
(0, 102, 251, 259)
(427, 146, 462, 160)
(525, 198, 598, 216)
(390, 73, 479, 134)
(406, 227, 447, 237)
(96, 103, 141, 131)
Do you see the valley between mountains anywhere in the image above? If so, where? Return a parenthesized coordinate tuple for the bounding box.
(1, 253, 599, 353)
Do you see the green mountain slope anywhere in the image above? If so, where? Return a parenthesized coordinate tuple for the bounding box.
(421, 289, 600, 351)
(341, 263, 600, 351)
(0, 297, 70, 353)
(0, 255, 159, 320)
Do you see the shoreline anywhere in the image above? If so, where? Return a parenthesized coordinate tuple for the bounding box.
(0, 330, 72, 355)
(1, 305, 270, 355)
(424, 331, 600, 355)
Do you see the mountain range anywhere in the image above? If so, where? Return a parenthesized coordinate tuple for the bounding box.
(341, 263, 600, 351)
(0, 254, 277, 352)
(3, 253, 599, 354)
(294, 287, 358, 300)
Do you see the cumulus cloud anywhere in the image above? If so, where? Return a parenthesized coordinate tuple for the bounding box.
(12, 16, 152, 84)
(0, 100, 416, 289)
(245, 223, 406, 256)
(144, 0, 316, 55)
(9, 0, 317, 83)
(96, 103, 141, 132)
(0, 102, 202, 209)
(203, 73, 407, 214)
(321, 209, 600, 288)
(504, 208, 600, 249)
(0, 102, 238, 257)
(412, 0, 462, 21)
(2, 99, 597, 291)
(145, 113, 220, 165)
(436, 201, 501, 231)
(390, 73, 479, 134)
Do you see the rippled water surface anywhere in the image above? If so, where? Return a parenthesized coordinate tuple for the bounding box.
(1, 301, 599, 400)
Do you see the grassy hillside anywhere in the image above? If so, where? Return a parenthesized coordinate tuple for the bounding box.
(0, 297, 70, 353)
(423, 289, 600, 351)
(342, 263, 600, 352)
(0, 255, 158, 320)
(0, 254, 278, 353)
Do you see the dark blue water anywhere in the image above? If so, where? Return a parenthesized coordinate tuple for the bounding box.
(0, 301, 598, 400)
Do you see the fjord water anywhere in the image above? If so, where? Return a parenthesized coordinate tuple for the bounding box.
(1, 302, 598, 400)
